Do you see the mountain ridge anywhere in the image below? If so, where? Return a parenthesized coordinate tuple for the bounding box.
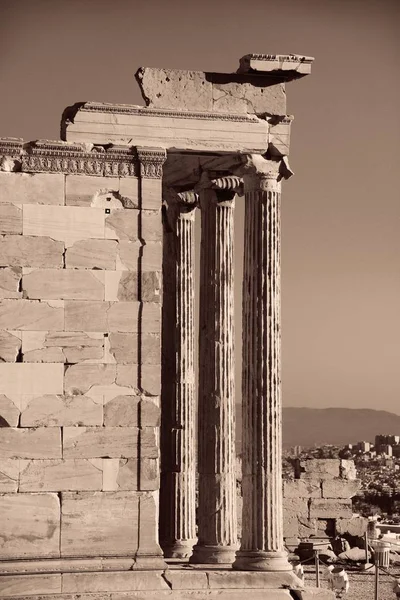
(235, 406, 400, 449)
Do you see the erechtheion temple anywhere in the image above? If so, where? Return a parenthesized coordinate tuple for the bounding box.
(0, 55, 335, 599)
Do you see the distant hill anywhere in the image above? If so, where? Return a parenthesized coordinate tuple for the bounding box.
(235, 406, 400, 450)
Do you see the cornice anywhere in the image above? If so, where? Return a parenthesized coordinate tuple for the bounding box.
(74, 102, 262, 123)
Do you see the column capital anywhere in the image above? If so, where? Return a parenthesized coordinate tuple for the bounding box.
(237, 155, 293, 192)
(196, 173, 243, 205)
(136, 146, 167, 179)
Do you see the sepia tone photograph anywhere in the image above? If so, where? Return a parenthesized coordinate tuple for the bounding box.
(0, 0, 399, 598)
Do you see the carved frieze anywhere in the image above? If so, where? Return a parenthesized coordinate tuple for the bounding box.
(136, 147, 167, 179)
(0, 139, 138, 177)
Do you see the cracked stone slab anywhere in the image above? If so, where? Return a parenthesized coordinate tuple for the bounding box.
(21, 331, 104, 364)
(0, 267, 22, 299)
(62, 426, 157, 459)
(0, 394, 19, 426)
(0, 427, 62, 459)
(0, 330, 22, 361)
(0, 458, 20, 492)
(20, 394, 103, 426)
(136, 67, 287, 115)
(65, 239, 118, 270)
(0, 235, 64, 268)
(0, 299, 64, 330)
(0, 172, 64, 205)
(62, 570, 169, 593)
(22, 268, 105, 301)
(19, 459, 103, 492)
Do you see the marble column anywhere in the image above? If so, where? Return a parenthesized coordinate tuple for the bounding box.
(233, 157, 293, 572)
(190, 176, 241, 564)
(159, 189, 198, 558)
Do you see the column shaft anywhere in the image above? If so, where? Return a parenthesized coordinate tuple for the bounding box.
(233, 169, 290, 571)
(160, 192, 197, 558)
(190, 181, 238, 564)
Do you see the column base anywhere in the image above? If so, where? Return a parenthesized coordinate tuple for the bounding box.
(189, 544, 238, 564)
(233, 550, 293, 572)
(161, 540, 197, 559)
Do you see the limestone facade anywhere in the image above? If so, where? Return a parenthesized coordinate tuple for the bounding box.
(0, 55, 334, 599)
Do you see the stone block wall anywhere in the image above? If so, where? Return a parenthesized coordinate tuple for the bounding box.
(0, 141, 164, 566)
(283, 459, 362, 540)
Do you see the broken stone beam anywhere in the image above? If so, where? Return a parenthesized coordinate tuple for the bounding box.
(237, 54, 314, 78)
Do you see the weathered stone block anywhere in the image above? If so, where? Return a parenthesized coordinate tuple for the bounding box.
(64, 363, 116, 395)
(296, 459, 341, 480)
(284, 479, 321, 499)
(140, 178, 162, 211)
(62, 570, 169, 593)
(105, 271, 138, 301)
(0, 235, 64, 268)
(105, 210, 138, 241)
(108, 333, 160, 364)
(136, 492, 163, 559)
(108, 302, 140, 332)
(162, 570, 208, 590)
(20, 394, 103, 427)
(0, 330, 21, 362)
(64, 300, 140, 332)
(142, 212, 162, 242)
(206, 571, 303, 590)
(0, 299, 64, 330)
(141, 271, 161, 302)
(22, 268, 104, 301)
(63, 427, 140, 458)
(292, 590, 336, 599)
(321, 478, 362, 499)
(65, 300, 109, 331)
(0, 573, 62, 596)
(0, 492, 60, 559)
(141, 398, 160, 426)
(0, 172, 64, 205)
(0, 362, 64, 395)
(141, 364, 161, 396)
(298, 518, 318, 538)
(142, 303, 161, 334)
(0, 395, 19, 426)
(336, 516, 368, 538)
(0, 458, 19, 491)
(23, 204, 105, 243)
(104, 396, 140, 427)
(22, 331, 104, 364)
(19, 459, 103, 491)
(63, 426, 157, 459)
(0, 204, 22, 234)
(0, 267, 22, 299)
(65, 239, 118, 269)
(60, 491, 139, 557)
(118, 177, 139, 209)
(103, 457, 159, 491)
(309, 499, 353, 519)
(0, 427, 62, 459)
(65, 175, 119, 207)
(340, 459, 357, 480)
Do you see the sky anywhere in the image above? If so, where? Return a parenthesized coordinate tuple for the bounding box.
(0, 0, 399, 413)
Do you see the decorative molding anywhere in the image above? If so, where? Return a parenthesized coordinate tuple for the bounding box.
(0, 139, 138, 177)
(136, 146, 167, 179)
(77, 102, 262, 123)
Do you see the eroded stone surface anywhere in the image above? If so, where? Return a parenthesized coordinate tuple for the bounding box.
(309, 499, 353, 519)
(63, 427, 140, 458)
(104, 396, 139, 427)
(0, 299, 64, 330)
(21, 331, 104, 364)
(0, 493, 60, 559)
(284, 480, 321, 499)
(66, 240, 118, 270)
(22, 269, 105, 301)
(321, 478, 361, 499)
(19, 459, 103, 492)
(0, 427, 62, 459)
(0, 395, 19, 426)
(0, 235, 64, 268)
(20, 394, 103, 427)
(0, 203, 22, 234)
(0, 458, 19, 491)
(0, 267, 22, 299)
(60, 492, 139, 557)
(0, 330, 21, 362)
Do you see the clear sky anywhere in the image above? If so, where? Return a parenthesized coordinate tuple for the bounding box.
(1, 0, 399, 413)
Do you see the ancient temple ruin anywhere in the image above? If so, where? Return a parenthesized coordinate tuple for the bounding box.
(0, 54, 335, 599)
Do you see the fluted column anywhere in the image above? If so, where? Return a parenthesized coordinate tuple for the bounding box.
(190, 176, 241, 564)
(160, 189, 198, 558)
(233, 157, 293, 572)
